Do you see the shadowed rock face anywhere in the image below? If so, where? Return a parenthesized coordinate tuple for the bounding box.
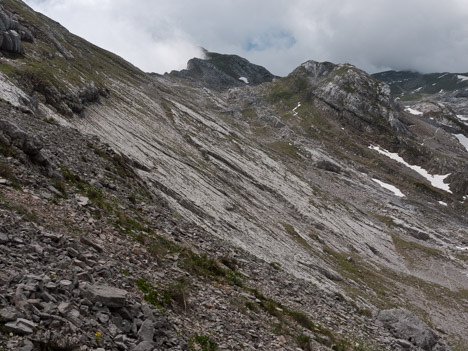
(377, 309, 451, 351)
(169, 51, 277, 91)
(0, 7, 31, 54)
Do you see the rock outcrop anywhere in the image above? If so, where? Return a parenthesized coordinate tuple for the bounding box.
(291, 60, 411, 135)
(0, 119, 59, 177)
(0, 7, 31, 54)
(170, 50, 277, 91)
(377, 309, 451, 351)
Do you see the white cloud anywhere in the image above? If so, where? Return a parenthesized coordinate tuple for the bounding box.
(24, 0, 468, 76)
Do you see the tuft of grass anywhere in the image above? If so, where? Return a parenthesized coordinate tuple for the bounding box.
(166, 277, 191, 312)
(190, 335, 218, 351)
(296, 333, 312, 351)
(135, 278, 168, 308)
(391, 234, 444, 262)
(281, 222, 312, 250)
(270, 141, 301, 159)
(44, 117, 58, 125)
(270, 262, 281, 270)
(0, 160, 21, 188)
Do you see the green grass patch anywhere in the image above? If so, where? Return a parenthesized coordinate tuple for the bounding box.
(270, 141, 301, 159)
(391, 234, 444, 262)
(190, 334, 217, 351)
(281, 222, 312, 250)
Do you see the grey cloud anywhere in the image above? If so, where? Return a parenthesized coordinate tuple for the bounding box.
(24, 0, 468, 76)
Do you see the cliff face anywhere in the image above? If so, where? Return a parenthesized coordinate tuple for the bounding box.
(0, 1, 467, 351)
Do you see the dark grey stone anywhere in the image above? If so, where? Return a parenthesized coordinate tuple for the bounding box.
(80, 284, 127, 308)
(377, 309, 451, 351)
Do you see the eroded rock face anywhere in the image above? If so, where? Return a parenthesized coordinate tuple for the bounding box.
(377, 309, 451, 351)
(0, 9, 26, 54)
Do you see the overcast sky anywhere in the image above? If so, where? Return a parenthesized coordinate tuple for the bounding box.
(24, 0, 468, 76)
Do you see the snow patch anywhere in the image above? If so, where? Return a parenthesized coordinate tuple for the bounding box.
(238, 77, 249, 84)
(454, 134, 468, 152)
(369, 145, 452, 193)
(438, 201, 448, 206)
(438, 73, 448, 79)
(372, 178, 405, 197)
(456, 115, 468, 121)
(404, 106, 423, 116)
(292, 102, 301, 116)
(457, 75, 468, 82)
(413, 87, 423, 92)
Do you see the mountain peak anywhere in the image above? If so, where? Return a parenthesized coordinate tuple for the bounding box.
(169, 50, 277, 90)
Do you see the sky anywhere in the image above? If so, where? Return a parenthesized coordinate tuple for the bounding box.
(24, 0, 468, 76)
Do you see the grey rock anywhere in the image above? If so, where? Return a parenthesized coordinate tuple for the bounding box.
(0, 306, 18, 321)
(66, 309, 83, 327)
(80, 236, 104, 253)
(59, 279, 73, 291)
(0, 10, 24, 53)
(133, 340, 154, 351)
(4, 318, 37, 335)
(18, 338, 34, 351)
(57, 302, 71, 314)
(0, 120, 58, 177)
(81, 284, 127, 308)
(138, 319, 154, 342)
(76, 271, 94, 283)
(377, 309, 451, 351)
(0, 232, 9, 244)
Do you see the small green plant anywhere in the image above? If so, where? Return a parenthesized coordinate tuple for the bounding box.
(270, 262, 281, 270)
(44, 117, 58, 125)
(296, 333, 312, 351)
(166, 277, 191, 312)
(190, 335, 217, 351)
(52, 180, 67, 196)
(135, 278, 165, 308)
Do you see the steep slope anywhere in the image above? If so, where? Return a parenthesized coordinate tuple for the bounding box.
(0, 1, 467, 351)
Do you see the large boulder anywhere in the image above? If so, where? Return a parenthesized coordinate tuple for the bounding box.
(0, 8, 28, 54)
(80, 284, 127, 308)
(377, 309, 451, 351)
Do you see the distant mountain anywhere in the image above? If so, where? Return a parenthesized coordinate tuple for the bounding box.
(372, 70, 468, 100)
(169, 49, 277, 90)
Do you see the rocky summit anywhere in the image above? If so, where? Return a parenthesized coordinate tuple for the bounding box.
(0, 1, 467, 351)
